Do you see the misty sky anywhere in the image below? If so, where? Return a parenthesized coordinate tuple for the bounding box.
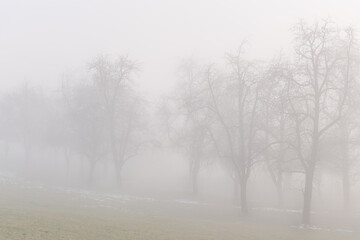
(1, 0, 359, 97)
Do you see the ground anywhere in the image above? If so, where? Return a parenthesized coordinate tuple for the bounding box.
(0, 177, 358, 240)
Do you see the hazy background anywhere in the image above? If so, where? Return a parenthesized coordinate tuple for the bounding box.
(1, 0, 360, 233)
(1, 0, 359, 97)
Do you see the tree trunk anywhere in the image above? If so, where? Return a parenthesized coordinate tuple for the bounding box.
(191, 170, 198, 195)
(240, 176, 248, 216)
(115, 164, 122, 190)
(341, 130, 350, 211)
(64, 148, 70, 180)
(80, 157, 85, 179)
(23, 140, 32, 172)
(276, 180, 283, 208)
(190, 158, 200, 195)
(110, 120, 123, 189)
(88, 161, 95, 187)
(342, 159, 350, 211)
(302, 167, 315, 225)
(66, 156, 70, 179)
(302, 112, 319, 225)
(233, 178, 240, 205)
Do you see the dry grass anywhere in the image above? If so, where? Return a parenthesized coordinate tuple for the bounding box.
(0, 182, 358, 240)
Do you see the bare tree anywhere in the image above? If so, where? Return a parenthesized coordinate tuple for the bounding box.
(322, 28, 359, 210)
(69, 84, 107, 187)
(89, 55, 142, 188)
(288, 20, 353, 225)
(204, 47, 262, 215)
(0, 84, 50, 173)
(258, 57, 295, 207)
(337, 28, 359, 210)
(163, 59, 213, 195)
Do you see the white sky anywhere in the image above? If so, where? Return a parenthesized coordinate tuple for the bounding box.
(1, 0, 360, 97)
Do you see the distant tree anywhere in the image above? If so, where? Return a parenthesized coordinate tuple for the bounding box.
(257, 57, 295, 207)
(89, 55, 144, 188)
(162, 59, 213, 195)
(0, 84, 50, 172)
(320, 28, 359, 210)
(204, 47, 264, 215)
(67, 84, 108, 186)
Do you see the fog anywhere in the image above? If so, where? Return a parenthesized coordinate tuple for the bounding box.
(2, 0, 360, 94)
(1, 0, 360, 238)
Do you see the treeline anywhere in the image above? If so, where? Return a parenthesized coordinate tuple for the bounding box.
(0, 55, 147, 187)
(0, 20, 359, 225)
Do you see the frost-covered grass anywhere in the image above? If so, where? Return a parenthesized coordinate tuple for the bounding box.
(0, 179, 359, 240)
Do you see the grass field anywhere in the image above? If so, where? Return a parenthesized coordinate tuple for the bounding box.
(0, 178, 359, 240)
